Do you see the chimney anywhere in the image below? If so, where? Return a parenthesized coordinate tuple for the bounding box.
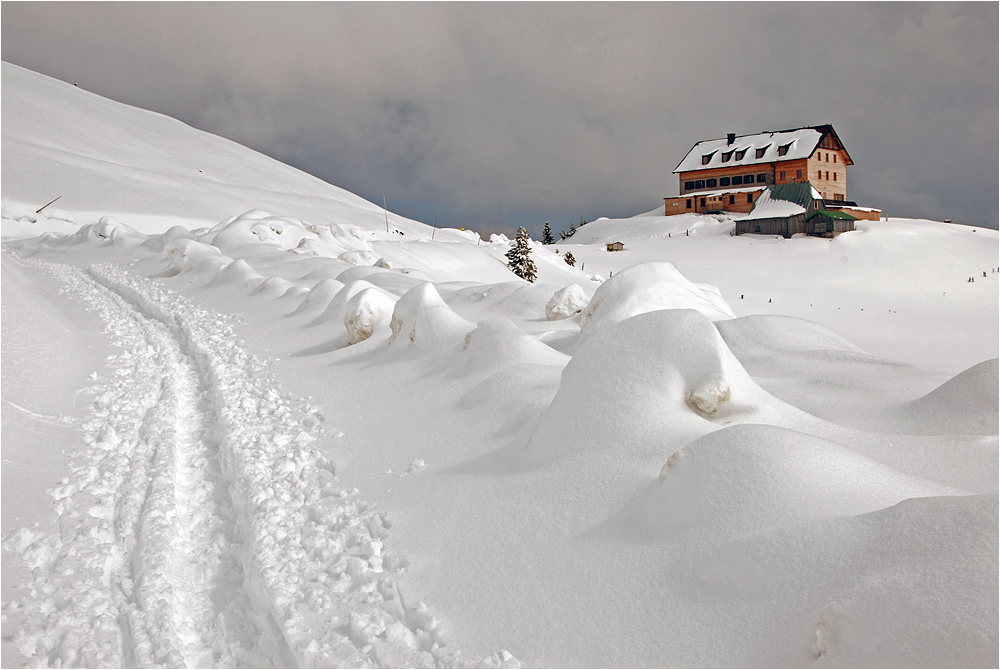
(727, 133, 736, 145)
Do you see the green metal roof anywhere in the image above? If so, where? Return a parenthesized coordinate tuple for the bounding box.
(806, 209, 858, 221)
(769, 181, 817, 208)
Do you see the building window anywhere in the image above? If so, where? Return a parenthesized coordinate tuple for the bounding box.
(835, 193, 843, 201)
(755, 147, 767, 159)
(818, 170, 822, 179)
(825, 153, 829, 162)
(729, 194, 735, 204)
(833, 173, 837, 181)
(755, 224, 762, 233)
(722, 150, 733, 163)
(720, 177, 731, 186)
(702, 152, 716, 165)
(686, 199, 692, 208)
(778, 143, 790, 156)
(797, 169, 802, 179)
(695, 180, 705, 189)
(701, 197, 706, 207)
(732, 175, 743, 185)
(706, 178, 718, 188)
(756, 173, 767, 183)
(747, 193, 753, 203)
(685, 181, 695, 190)
(826, 171, 829, 180)
(833, 155, 837, 163)
(735, 149, 747, 160)
(779, 171, 785, 180)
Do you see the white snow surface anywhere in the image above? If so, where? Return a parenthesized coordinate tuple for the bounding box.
(2, 63, 998, 668)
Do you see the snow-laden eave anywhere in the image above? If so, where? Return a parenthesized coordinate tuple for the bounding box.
(666, 185, 763, 199)
(673, 126, 830, 174)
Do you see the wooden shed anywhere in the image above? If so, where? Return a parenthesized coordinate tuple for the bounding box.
(606, 241, 624, 251)
(805, 210, 857, 236)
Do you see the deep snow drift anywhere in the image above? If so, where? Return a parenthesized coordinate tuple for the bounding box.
(2, 62, 997, 668)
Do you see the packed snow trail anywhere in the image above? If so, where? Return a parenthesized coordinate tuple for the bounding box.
(2, 255, 515, 668)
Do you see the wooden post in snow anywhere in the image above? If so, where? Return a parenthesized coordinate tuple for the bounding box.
(383, 196, 389, 234)
(36, 195, 62, 214)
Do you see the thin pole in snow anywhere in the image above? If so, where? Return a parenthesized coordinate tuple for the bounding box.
(36, 195, 62, 214)
(432, 214, 438, 240)
(383, 196, 389, 234)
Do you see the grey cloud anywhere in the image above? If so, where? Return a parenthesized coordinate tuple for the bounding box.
(3, 2, 996, 237)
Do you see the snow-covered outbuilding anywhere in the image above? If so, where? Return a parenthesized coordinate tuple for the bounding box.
(664, 125, 878, 217)
(733, 181, 858, 238)
(606, 241, 625, 251)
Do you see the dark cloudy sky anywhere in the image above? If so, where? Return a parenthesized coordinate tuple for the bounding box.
(3, 2, 997, 236)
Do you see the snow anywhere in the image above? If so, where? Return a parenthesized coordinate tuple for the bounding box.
(2, 63, 997, 668)
(674, 127, 825, 173)
(736, 186, 807, 220)
(544, 284, 588, 321)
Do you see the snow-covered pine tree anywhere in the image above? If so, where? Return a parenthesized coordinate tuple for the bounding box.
(564, 252, 576, 266)
(560, 220, 577, 240)
(542, 221, 555, 245)
(506, 226, 537, 282)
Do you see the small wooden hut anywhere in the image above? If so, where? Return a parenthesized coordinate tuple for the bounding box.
(606, 241, 624, 252)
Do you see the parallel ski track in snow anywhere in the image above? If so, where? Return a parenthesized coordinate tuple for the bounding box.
(3, 254, 514, 668)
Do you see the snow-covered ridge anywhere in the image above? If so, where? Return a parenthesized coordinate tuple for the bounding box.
(1, 61, 447, 240)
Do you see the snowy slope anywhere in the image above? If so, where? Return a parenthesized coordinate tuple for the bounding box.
(0, 61, 449, 241)
(2, 63, 997, 668)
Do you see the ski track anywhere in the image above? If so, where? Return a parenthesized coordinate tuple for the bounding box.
(2, 255, 516, 669)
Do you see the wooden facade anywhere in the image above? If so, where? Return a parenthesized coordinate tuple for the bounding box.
(664, 189, 763, 215)
(606, 241, 625, 251)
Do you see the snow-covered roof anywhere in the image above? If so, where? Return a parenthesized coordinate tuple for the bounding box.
(674, 126, 846, 174)
(668, 185, 763, 199)
(735, 188, 806, 221)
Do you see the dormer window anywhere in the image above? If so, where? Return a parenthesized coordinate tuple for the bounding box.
(735, 148, 747, 161)
(701, 151, 717, 165)
(777, 142, 792, 157)
(721, 150, 734, 163)
(755, 144, 770, 159)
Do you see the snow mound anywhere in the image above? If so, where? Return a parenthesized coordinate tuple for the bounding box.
(162, 237, 228, 276)
(339, 249, 382, 266)
(253, 276, 299, 300)
(603, 424, 958, 543)
(344, 288, 397, 345)
(458, 318, 569, 378)
(890, 358, 999, 435)
(287, 278, 346, 318)
(336, 266, 432, 296)
(201, 210, 315, 253)
(528, 309, 758, 465)
(388, 283, 474, 351)
(578, 262, 735, 339)
(209, 258, 265, 289)
(545, 284, 588, 321)
(716, 314, 865, 356)
(307, 280, 382, 327)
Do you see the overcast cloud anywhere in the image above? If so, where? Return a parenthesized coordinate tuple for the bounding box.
(3, 2, 997, 236)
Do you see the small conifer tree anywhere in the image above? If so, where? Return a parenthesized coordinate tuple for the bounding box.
(506, 226, 537, 282)
(542, 221, 555, 245)
(560, 220, 577, 240)
(564, 252, 576, 267)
